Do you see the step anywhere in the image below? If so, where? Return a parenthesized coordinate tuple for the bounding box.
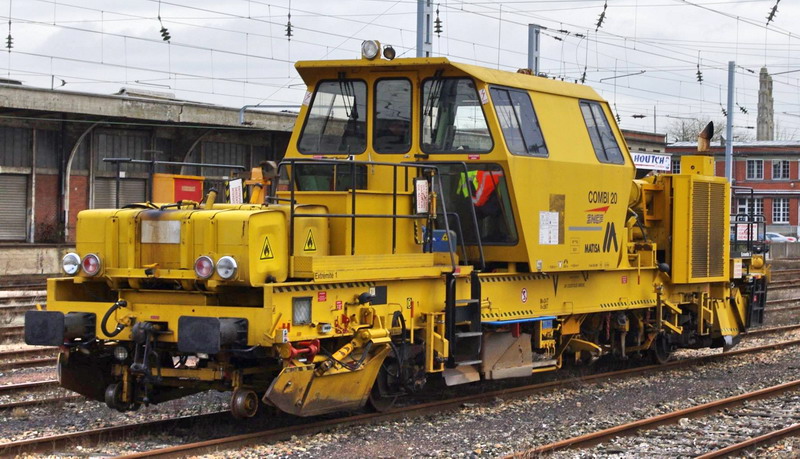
(455, 331, 483, 339)
(455, 359, 482, 366)
(531, 358, 558, 369)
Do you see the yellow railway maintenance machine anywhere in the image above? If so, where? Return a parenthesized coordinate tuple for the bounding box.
(26, 42, 769, 418)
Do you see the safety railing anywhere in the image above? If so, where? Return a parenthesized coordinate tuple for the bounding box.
(274, 158, 460, 271)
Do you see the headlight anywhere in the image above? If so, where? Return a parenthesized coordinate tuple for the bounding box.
(113, 346, 129, 361)
(361, 40, 380, 60)
(81, 253, 101, 276)
(62, 252, 81, 275)
(216, 256, 238, 280)
(194, 256, 214, 279)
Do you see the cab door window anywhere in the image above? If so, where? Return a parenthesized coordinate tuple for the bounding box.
(435, 163, 517, 245)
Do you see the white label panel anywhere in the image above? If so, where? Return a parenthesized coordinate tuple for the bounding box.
(141, 220, 181, 244)
(229, 178, 244, 204)
(539, 211, 560, 245)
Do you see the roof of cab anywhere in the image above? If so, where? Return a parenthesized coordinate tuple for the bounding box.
(294, 57, 605, 102)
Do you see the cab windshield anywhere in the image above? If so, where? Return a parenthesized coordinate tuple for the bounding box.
(298, 80, 367, 155)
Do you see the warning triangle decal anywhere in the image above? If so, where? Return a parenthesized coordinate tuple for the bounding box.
(260, 236, 274, 260)
(304, 229, 317, 252)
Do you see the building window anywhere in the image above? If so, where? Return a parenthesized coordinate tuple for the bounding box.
(736, 198, 763, 217)
(773, 198, 789, 224)
(746, 160, 763, 180)
(773, 160, 790, 180)
(671, 158, 681, 174)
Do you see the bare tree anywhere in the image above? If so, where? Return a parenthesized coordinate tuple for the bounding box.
(667, 118, 758, 143)
(774, 120, 800, 141)
(666, 118, 725, 142)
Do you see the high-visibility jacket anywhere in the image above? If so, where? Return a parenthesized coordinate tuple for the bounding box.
(459, 170, 503, 207)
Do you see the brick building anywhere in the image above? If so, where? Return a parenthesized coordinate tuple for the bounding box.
(668, 140, 800, 236)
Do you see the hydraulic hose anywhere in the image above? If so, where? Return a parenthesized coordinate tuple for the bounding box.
(101, 300, 128, 338)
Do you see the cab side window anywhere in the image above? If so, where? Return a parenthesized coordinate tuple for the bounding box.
(580, 101, 624, 164)
(490, 87, 548, 157)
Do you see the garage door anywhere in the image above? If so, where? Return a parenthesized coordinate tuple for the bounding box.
(0, 174, 28, 240)
(94, 178, 146, 208)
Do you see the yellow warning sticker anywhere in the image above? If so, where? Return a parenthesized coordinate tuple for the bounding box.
(260, 236, 274, 260)
(441, 232, 449, 241)
(304, 229, 317, 252)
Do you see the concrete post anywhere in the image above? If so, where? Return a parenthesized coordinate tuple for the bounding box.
(417, 0, 432, 57)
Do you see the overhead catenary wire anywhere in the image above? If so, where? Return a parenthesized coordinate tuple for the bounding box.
(0, 1, 799, 134)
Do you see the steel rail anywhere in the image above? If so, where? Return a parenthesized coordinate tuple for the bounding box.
(0, 326, 24, 339)
(0, 395, 82, 411)
(0, 347, 57, 361)
(0, 411, 233, 456)
(767, 305, 800, 314)
(0, 380, 79, 411)
(0, 380, 58, 393)
(696, 423, 800, 458)
(0, 358, 57, 371)
(745, 323, 800, 335)
(0, 304, 40, 315)
(518, 379, 800, 456)
(115, 337, 800, 458)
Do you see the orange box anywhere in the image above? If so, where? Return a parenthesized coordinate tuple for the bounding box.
(152, 173, 204, 203)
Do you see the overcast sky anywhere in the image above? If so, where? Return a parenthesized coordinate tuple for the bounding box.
(2, 0, 799, 140)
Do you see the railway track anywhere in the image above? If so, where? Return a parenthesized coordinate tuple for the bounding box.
(0, 380, 78, 410)
(520, 379, 800, 457)
(5, 334, 798, 457)
(0, 325, 23, 340)
(0, 283, 47, 292)
(0, 347, 57, 371)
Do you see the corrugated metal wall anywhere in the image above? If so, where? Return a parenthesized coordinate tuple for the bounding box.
(0, 127, 32, 168)
(96, 131, 151, 173)
(0, 174, 28, 240)
(94, 178, 147, 209)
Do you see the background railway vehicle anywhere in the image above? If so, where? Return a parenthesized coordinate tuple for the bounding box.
(25, 40, 770, 418)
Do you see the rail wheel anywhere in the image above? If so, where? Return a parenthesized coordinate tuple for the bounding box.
(650, 333, 671, 365)
(104, 382, 134, 412)
(230, 389, 259, 419)
(367, 365, 398, 412)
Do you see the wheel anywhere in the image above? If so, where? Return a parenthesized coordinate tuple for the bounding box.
(230, 389, 259, 419)
(650, 333, 671, 365)
(104, 382, 133, 412)
(367, 365, 398, 412)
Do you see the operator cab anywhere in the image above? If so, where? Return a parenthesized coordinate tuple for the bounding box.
(282, 55, 633, 272)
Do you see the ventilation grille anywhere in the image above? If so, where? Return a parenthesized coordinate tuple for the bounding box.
(691, 181, 725, 279)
